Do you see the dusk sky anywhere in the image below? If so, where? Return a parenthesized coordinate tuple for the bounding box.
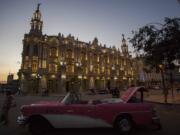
(0, 0, 179, 81)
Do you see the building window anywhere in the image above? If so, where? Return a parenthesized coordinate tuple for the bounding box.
(33, 45, 38, 56)
(102, 66, 105, 73)
(85, 67, 88, 74)
(32, 62, 38, 72)
(49, 64, 57, 73)
(97, 56, 99, 62)
(90, 65, 93, 72)
(66, 49, 72, 58)
(25, 56, 29, 60)
(97, 68, 100, 74)
(42, 60, 46, 68)
(50, 47, 58, 57)
(107, 69, 110, 75)
(124, 60, 126, 65)
(38, 60, 41, 68)
(24, 62, 28, 69)
(66, 65, 74, 73)
(32, 56, 38, 61)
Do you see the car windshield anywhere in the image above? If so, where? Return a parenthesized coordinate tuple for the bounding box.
(61, 92, 123, 105)
(61, 92, 81, 104)
(100, 98, 123, 103)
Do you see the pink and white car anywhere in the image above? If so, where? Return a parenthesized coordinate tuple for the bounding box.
(17, 86, 161, 135)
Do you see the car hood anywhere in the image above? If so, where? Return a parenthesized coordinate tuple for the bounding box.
(121, 86, 146, 103)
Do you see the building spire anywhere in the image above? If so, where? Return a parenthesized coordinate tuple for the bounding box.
(121, 34, 128, 56)
(37, 3, 41, 11)
(29, 4, 43, 36)
(122, 34, 126, 44)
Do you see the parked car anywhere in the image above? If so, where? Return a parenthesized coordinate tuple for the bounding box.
(97, 88, 109, 94)
(17, 86, 161, 135)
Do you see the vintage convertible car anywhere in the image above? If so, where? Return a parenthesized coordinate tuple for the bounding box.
(17, 86, 161, 135)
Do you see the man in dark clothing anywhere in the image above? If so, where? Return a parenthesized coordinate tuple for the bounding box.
(0, 91, 16, 126)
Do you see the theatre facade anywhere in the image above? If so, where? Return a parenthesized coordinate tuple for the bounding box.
(18, 4, 137, 94)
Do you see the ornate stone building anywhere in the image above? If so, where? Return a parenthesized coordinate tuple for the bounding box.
(18, 4, 136, 94)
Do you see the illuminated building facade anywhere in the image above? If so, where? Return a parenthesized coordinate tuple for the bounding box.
(18, 4, 136, 94)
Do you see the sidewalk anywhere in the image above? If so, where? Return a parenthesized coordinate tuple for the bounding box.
(145, 89, 180, 104)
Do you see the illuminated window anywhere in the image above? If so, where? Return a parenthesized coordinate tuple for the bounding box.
(28, 61, 31, 67)
(116, 59, 119, 64)
(66, 49, 72, 58)
(66, 65, 74, 73)
(81, 52, 85, 61)
(85, 55, 88, 60)
(97, 68, 100, 74)
(85, 67, 88, 74)
(117, 70, 119, 75)
(49, 64, 57, 73)
(55, 65, 58, 72)
(102, 66, 105, 73)
(124, 71, 127, 75)
(97, 56, 99, 62)
(65, 40, 68, 44)
(38, 60, 41, 68)
(72, 65, 74, 73)
(32, 56, 38, 61)
(90, 65, 93, 71)
(50, 47, 58, 57)
(42, 60, 46, 68)
(124, 60, 126, 65)
(107, 69, 110, 75)
(32, 62, 38, 72)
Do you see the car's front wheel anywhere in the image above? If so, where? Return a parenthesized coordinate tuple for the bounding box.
(114, 116, 133, 134)
(29, 117, 52, 135)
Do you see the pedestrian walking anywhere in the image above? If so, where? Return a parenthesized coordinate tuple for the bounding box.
(112, 87, 120, 98)
(0, 90, 16, 126)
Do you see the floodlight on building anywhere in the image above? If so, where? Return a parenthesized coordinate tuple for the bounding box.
(51, 75, 56, 79)
(61, 74, 66, 79)
(31, 73, 36, 77)
(76, 62, 79, 67)
(112, 66, 115, 70)
(96, 76, 100, 80)
(78, 75, 82, 79)
(37, 74, 42, 79)
(60, 61, 63, 66)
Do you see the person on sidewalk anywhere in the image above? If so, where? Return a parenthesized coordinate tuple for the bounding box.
(0, 90, 16, 126)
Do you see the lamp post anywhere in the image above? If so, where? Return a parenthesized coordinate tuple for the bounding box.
(37, 74, 41, 94)
(76, 61, 82, 93)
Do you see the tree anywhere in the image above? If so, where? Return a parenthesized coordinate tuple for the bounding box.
(130, 17, 180, 103)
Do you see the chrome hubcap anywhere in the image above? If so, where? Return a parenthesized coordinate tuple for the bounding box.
(118, 119, 131, 132)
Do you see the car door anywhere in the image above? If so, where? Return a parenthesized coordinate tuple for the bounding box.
(63, 103, 97, 128)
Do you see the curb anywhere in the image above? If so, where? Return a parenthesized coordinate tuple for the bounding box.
(145, 100, 180, 106)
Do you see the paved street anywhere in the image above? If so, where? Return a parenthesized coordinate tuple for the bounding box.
(0, 93, 180, 135)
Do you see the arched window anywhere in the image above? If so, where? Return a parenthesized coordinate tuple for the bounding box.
(25, 44, 29, 55)
(33, 45, 38, 56)
(50, 47, 58, 57)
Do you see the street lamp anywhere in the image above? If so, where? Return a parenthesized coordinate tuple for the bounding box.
(37, 74, 41, 94)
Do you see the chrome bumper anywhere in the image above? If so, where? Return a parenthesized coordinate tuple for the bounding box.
(152, 116, 160, 124)
(17, 115, 28, 126)
(152, 116, 162, 130)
